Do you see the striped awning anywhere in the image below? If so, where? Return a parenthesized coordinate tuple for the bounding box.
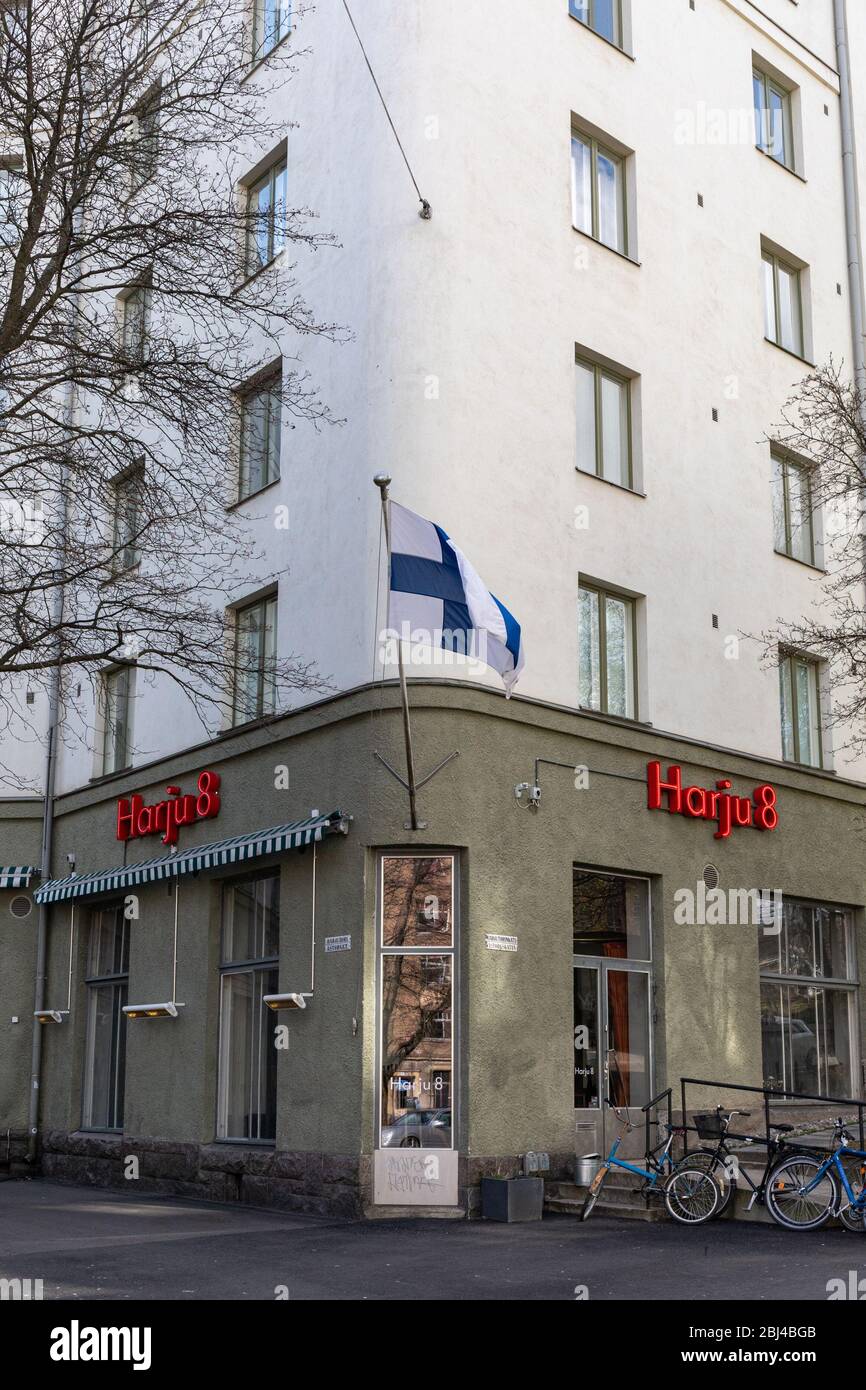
(0, 866, 38, 890)
(33, 811, 350, 904)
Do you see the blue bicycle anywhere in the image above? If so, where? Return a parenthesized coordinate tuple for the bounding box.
(580, 1103, 721, 1225)
(765, 1116, 866, 1232)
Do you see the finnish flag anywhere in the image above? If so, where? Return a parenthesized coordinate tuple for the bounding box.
(388, 502, 525, 696)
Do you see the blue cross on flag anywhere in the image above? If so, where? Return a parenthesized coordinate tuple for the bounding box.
(388, 502, 525, 696)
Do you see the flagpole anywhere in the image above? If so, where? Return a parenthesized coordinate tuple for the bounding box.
(374, 474, 420, 831)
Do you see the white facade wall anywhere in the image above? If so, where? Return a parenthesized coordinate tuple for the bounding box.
(13, 0, 866, 795)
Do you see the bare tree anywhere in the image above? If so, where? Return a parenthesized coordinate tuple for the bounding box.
(0, 0, 342, 768)
(761, 359, 866, 753)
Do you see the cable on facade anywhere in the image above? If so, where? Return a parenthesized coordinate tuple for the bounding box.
(340, 0, 432, 219)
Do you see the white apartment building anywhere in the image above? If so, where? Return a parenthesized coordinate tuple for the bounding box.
(2, 0, 866, 1215)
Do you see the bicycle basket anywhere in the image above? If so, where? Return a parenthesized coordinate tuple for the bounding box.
(693, 1112, 726, 1139)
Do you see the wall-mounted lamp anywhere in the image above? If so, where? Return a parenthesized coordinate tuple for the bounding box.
(35, 905, 76, 1025)
(123, 1001, 184, 1020)
(263, 993, 307, 1012)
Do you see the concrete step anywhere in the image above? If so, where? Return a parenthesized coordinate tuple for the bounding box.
(363, 1204, 467, 1220)
(545, 1177, 668, 1222)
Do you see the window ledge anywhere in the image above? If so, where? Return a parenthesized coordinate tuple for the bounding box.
(755, 145, 806, 183)
(576, 467, 645, 498)
(212, 1138, 277, 1148)
(578, 705, 651, 730)
(773, 547, 824, 574)
(227, 476, 282, 512)
(235, 249, 286, 295)
(241, 30, 294, 86)
(764, 337, 815, 368)
(568, 12, 634, 61)
(573, 225, 640, 267)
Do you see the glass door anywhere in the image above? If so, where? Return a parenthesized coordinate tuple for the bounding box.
(573, 869, 653, 1151)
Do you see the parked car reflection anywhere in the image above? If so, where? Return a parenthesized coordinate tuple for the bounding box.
(381, 1109, 452, 1148)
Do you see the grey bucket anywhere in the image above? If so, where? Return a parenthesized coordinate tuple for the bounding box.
(575, 1153, 601, 1186)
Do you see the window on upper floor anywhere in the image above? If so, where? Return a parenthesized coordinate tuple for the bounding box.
(779, 651, 823, 768)
(253, 0, 291, 62)
(753, 65, 794, 171)
(232, 591, 277, 725)
(130, 84, 161, 192)
(575, 350, 635, 489)
(569, 0, 624, 50)
(762, 245, 805, 358)
(244, 153, 287, 278)
(571, 122, 631, 256)
(772, 451, 816, 566)
(111, 463, 145, 572)
(578, 582, 637, 719)
(0, 160, 22, 246)
(119, 281, 150, 367)
(238, 365, 281, 501)
(101, 665, 133, 775)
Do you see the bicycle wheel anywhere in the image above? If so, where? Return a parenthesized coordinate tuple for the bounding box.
(673, 1150, 733, 1218)
(838, 1201, 866, 1233)
(765, 1155, 837, 1231)
(664, 1166, 720, 1225)
(580, 1165, 608, 1222)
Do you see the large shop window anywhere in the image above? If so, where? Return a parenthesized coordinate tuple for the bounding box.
(216, 873, 279, 1142)
(760, 898, 858, 1099)
(573, 870, 652, 1110)
(82, 906, 130, 1131)
(379, 855, 455, 1151)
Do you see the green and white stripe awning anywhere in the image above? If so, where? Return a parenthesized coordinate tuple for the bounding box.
(0, 866, 39, 889)
(33, 811, 350, 905)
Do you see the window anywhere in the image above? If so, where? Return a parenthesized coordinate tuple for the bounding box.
(575, 354, 631, 487)
(571, 128, 627, 254)
(111, 466, 144, 571)
(573, 871, 652, 1109)
(760, 898, 857, 1097)
(131, 86, 160, 190)
(253, 0, 290, 60)
(238, 369, 281, 500)
(578, 583, 636, 718)
(232, 592, 277, 725)
(82, 906, 129, 1130)
(245, 155, 287, 277)
(779, 652, 822, 767)
(379, 855, 455, 1149)
(763, 249, 804, 356)
(753, 67, 793, 169)
(0, 162, 21, 246)
(217, 873, 279, 1142)
(569, 0, 622, 49)
(120, 284, 150, 365)
(772, 452, 815, 564)
(101, 666, 132, 774)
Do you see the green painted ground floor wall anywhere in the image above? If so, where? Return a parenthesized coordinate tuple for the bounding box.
(1, 682, 864, 1213)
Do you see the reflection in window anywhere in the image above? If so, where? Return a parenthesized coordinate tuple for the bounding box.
(245, 157, 287, 277)
(217, 874, 279, 1141)
(379, 856, 455, 1150)
(759, 898, 856, 1098)
(779, 652, 822, 767)
(571, 129, 626, 254)
(578, 583, 636, 718)
(569, 0, 622, 49)
(82, 906, 129, 1130)
(573, 870, 650, 958)
(772, 452, 814, 564)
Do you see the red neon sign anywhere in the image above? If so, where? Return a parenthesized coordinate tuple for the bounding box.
(647, 762, 778, 841)
(116, 770, 221, 846)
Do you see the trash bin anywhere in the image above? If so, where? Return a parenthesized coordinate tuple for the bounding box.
(575, 1154, 601, 1186)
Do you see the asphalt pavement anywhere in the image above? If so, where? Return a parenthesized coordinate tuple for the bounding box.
(1, 1178, 864, 1301)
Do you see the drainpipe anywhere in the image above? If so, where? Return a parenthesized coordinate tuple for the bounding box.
(26, 218, 78, 1164)
(834, 0, 866, 398)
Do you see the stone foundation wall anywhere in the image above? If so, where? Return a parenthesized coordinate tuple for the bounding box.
(40, 1131, 369, 1220)
(37, 1135, 576, 1219)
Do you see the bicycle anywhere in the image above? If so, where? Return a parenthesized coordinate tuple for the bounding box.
(765, 1116, 866, 1232)
(580, 1101, 720, 1225)
(671, 1103, 805, 1219)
